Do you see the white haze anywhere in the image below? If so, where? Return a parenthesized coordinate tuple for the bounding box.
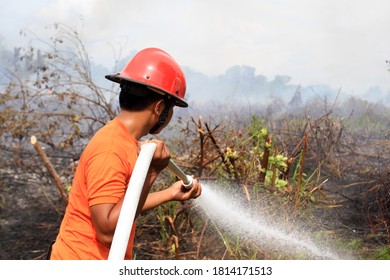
(0, 0, 390, 100)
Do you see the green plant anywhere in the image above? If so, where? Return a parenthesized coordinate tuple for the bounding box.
(371, 246, 390, 260)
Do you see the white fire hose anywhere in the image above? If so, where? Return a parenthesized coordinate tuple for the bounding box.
(108, 143, 193, 260)
(167, 160, 194, 190)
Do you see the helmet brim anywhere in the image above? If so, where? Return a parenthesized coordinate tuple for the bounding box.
(105, 74, 188, 108)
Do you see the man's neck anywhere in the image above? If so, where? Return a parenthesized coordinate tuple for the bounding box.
(117, 110, 150, 140)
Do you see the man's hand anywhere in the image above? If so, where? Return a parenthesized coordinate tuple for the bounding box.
(169, 177, 202, 201)
(139, 139, 170, 174)
(141, 177, 202, 213)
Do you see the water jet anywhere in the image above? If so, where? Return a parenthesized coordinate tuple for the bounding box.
(195, 182, 341, 259)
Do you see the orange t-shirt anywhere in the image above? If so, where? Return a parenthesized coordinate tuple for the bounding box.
(51, 117, 138, 260)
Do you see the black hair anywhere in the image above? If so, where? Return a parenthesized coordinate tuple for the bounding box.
(118, 82, 164, 111)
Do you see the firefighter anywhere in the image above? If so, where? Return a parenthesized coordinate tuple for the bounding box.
(50, 48, 202, 259)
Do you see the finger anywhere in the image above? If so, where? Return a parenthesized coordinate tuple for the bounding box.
(195, 182, 202, 197)
(190, 182, 201, 197)
(198, 185, 202, 196)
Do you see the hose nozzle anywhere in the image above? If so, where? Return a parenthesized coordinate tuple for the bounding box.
(167, 160, 193, 189)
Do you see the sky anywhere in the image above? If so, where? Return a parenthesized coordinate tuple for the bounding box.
(1, 0, 390, 98)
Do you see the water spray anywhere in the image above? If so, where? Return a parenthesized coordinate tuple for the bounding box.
(167, 160, 194, 189)
(196, 182, 341, 259)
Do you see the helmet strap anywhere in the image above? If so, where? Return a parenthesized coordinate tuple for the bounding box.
(149, 100, 172, 134)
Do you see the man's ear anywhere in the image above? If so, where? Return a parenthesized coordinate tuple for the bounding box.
(154, 99, 165, 115)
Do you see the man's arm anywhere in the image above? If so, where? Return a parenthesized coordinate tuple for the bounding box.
(89, 169, 158, 247)
(89, 140, 169, 247)
(141, 178, 202, 212)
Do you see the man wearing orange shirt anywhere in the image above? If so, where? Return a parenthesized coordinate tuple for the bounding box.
(50, 48, 202, 259)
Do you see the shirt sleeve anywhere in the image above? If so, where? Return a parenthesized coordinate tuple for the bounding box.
(85, 150, 132, 206)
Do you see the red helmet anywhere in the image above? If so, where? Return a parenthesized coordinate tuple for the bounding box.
(105, 48, 188, 107)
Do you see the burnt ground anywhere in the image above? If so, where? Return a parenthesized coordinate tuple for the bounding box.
(0, 133, 389, 260)
(0, 166, 64, 259)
